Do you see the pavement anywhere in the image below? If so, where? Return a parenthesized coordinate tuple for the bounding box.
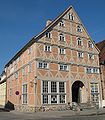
(9, 108, 105, 119)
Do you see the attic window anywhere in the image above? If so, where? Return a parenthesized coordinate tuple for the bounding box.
(59, 33, 65, 42)
(46, 32, 52, 38)
(69, 13, 74, 20)
(88, 41, 93, 48)
(77, 25, 82, 32)
(59, 20, 65, 27)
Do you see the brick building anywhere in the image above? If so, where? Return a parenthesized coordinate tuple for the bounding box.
(96, 40, 105, 107)
(5, 6, 102, 111)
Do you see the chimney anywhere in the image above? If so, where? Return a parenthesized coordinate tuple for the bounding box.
(46, 19, 52, 26)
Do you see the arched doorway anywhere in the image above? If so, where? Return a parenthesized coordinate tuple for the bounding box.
(72, 81, 84, 103)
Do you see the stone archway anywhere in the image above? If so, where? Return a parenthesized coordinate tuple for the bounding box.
(72, 81, 84, 103)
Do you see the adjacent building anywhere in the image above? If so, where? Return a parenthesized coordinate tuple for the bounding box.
(4, 6, 102, 111)
(96, 40, 105, 107)
(0, 71, 6, 107)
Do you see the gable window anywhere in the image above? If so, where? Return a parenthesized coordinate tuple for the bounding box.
(38, 62, 49, 69)
(88, 53, 94, 59)
(68, 13, 74, 20)
(59, 64, 68, 71)
(44, 45, 51, 52)
(28, 47, 32, 55)
(59, 33, 65, 42)
(78, 51, 83, 58)
(42, 81, 66, 104)
(15, 71, 18, 79)
(88, 41, 93, 48)
(59, 48, 65, 54)
(77, 37, 82, 46)
(28, 63, 32, 73)
(22, 67, 25, 76)
(77, 25, 82, 32)
(59, 20, 65, 27)
(22, 84, 27, 104)
(46, 32, 52, 38)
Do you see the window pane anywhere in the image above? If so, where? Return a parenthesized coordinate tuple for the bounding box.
(59, 82, 65, 93)
(59, 95, 65, 103)
(43, 95, 48, 104)
(51, 82, 57, 93)
(51, 95, 57, 103)
(43, 81, 48, 93)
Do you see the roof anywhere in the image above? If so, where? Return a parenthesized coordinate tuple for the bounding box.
(5, 5, 100, 67)
(5, 5, 73, 67)
(96, 40, 105, 63)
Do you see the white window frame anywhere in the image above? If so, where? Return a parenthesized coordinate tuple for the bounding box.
(59, 47, 65, 54)
(15, 71, 18, 79)
(77, 37, 83, 46)
(91, 83, 99, 102)
(28, 47, 32, 55)
(42, 81, 66, 105)
(22, 84, 28, 104)
(38, 62, 49, 69)
(78, 51, 83, 58)
(88, 53, 94, 59)
(28, 63, 32, 73)
(59, 64, 68, 71)
(46, 32, 52, 39)
(77, 25, 82, 32)
(44, 45, 51, 52)
(59, 20, 65, 27)
(59, 33, 65, 42)
(88, 41, 93, 48)
(68, 13, 74, 20)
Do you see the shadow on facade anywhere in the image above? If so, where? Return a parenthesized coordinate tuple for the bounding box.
(4, 101, 14, 110)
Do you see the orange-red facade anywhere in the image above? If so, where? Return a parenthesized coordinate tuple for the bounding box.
(5, 6, 102, 111)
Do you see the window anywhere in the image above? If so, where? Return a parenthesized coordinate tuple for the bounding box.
(51, 82, 57, 93)
(15, 71, 18, 79)
(59, 20, 65, 27)
(22, 67, 25, 76)
(86, 68, 93, 74)
(59, 33, 65, 42)
(88, 53, 94, 59)
(46, 32, 52, 38)
(68, 13, 74, 20)
(93, 68, 99, 74)
(59, 82, 65, 93)
(43, 81, 48, 93)
(59, 64, 68, 71)
(77, 37, 82, 46)
(77, 25, 82, 32)
(28, 63, 32, 73)
(91, 83, 99, 102)
(43, 95, 48, 104)
(78, 51, 83, 58)
(59, 48, 65, 54)
(86, 67, 99, 74)
(88, 41, 93, 48)
(42, 81, 66, 104)
(28, 47, 32, 54)
(38, 62, 49, 69)
(44, 45, 51, 52)
(22, 84, 27, 104)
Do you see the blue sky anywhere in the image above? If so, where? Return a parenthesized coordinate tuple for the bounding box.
(0, 0, 105, 73)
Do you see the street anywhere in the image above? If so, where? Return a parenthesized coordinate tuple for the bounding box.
(0, 111, 105, 120)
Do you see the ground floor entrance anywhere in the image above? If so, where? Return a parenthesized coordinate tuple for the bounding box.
(72, 81, 84, 103)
